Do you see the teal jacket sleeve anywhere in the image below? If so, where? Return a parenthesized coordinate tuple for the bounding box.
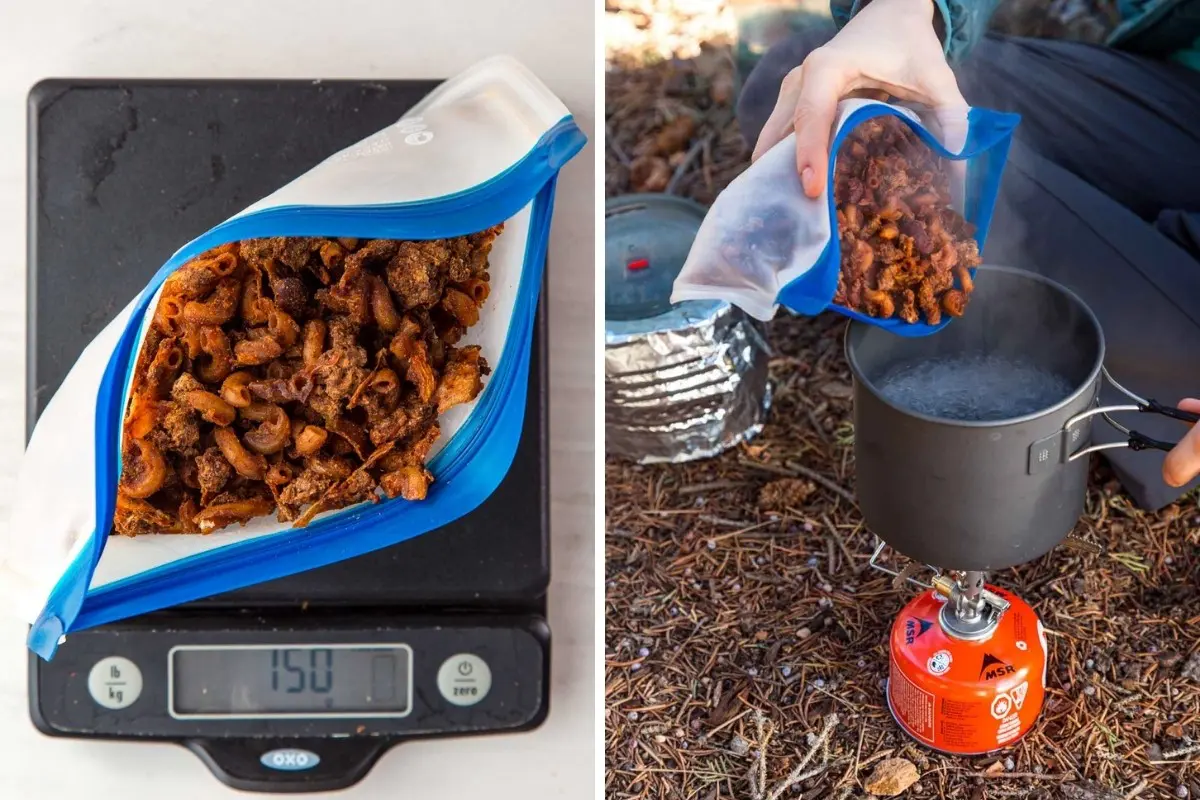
(830, 0, 1003, 62)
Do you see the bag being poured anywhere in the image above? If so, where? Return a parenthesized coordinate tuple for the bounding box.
(4, 55, 586, 659)
(671, 99, 1019, 336)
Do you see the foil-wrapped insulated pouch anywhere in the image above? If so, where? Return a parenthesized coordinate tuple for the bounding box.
(606, 194, 771, 464)
(670, 99, 1020, 337)
(3, 56, 586, 659)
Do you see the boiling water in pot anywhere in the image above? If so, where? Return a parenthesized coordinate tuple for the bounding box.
(875, 354, 1074, 422)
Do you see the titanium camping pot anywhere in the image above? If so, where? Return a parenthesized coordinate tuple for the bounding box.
(846, 265, 1197, 571)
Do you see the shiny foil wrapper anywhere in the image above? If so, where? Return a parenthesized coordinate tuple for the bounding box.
(605, 300, 772, 464)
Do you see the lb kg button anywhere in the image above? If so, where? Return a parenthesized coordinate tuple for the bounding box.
(87, 656, 143, 710)
(437, 653, 491, 707)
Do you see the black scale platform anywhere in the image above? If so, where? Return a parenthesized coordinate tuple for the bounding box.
(26, 79, 549, 793)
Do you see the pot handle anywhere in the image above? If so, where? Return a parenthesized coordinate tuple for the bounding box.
(1065, 367, 1199, 461)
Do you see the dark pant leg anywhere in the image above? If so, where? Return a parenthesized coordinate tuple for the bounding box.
(985, 142, 1200, 509)
(954, 35, 1200, 221)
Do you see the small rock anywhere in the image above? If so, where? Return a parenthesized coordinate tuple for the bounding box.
(864, 758, 920, 797)
(747, 667, 758, 676)
(1180, 652, 1200, 683)
(631, 663, 641, 672)
(654, 734, 666, 743)
(1004, 757, 1015, 771)
(798, 627, 812, 639)
(1177, 786, 1190, 799)
(729, 733, 750, 756)
(781, 665, 792, 677)
(820, 381, 854, 400)
(638, 647, 651, 658)
(706, 539, 717, 551)
(814, 678, 826, 688)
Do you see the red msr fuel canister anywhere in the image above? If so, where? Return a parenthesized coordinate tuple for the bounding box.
(887, 584, 1047, 755)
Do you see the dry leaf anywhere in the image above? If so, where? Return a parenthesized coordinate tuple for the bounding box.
(630, 156, 671, 192)
(865, 758, 920, 797)
(651, 115, 695, 156)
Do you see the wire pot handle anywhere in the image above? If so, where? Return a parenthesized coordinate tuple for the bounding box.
(1066, 366, 1199, 461)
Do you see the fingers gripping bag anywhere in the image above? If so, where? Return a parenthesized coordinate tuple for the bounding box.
(4, 55, 586, 659)
(671, 100, 1020, 335)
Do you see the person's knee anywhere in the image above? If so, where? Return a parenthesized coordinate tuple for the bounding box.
(736, 24, 834, 150)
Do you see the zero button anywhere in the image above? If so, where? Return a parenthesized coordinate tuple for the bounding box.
(437, 654, 491, 707)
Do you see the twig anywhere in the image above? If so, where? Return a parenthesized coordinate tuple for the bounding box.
(606, 122, 632, 167)
(666, 134, 713, 195)
(1122, 778, 1149, 799)
(751, 708, 774, 800)
(1162, 742, 1200, 759)
(737, 458, 859, 509)
(765, 713, 841, 800)
(783, 461, 859, 509)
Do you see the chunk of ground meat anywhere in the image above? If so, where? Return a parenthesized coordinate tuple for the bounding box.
(323, 470, 379, 511)
(160, 402, 200, 455)
(278, 456, 355, 508)
(386, 242, 448, 309)
(196, 447, 234, 504)
(313, 346, 368, 403)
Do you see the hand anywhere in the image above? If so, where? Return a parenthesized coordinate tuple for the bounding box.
(752, 0, 968, 199)
(1163, 398, 1200, 487)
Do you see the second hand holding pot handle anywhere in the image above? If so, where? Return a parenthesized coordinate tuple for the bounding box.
(1066, 368, 1200, 486)
(1163, 398, 1200, 487)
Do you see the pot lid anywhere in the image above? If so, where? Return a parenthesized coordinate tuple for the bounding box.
(605, 193, 725, 341)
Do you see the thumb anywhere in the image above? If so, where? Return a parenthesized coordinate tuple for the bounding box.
(1162, 398, 1200, 487)
(791, 56, 845, 199)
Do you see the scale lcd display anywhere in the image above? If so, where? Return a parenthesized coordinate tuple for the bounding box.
(170, 644, 412, 718)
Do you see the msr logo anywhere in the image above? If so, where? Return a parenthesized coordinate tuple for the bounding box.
(979, 653, 1015, 681)
(904, 618, 933, 646)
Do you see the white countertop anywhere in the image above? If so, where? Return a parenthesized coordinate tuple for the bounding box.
(0, 1, 596, 797)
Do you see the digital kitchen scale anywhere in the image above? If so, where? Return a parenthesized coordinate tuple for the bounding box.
(26, 79, 550, 792)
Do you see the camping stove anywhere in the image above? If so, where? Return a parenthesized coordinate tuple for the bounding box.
(870, 541, 1047, 755)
